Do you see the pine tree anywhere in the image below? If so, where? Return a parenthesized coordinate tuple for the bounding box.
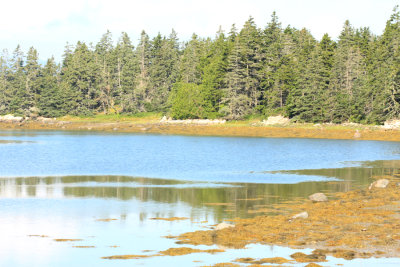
(0, 49, 11, 113)
(60, 41, 99, 115)
(200, 28, 228, 116)
(8, 45, 27, 115)
(25, 47, 41, 111)
(223, 32, 249, 119)
(328, 20, 366, 123)
(95, 30, 116, 113)
(179, 33, 204, 84)
(114, 32, 137, 113)
(38, 57, 63, 117)
(134, 30, 151, 111)
(261, 12, 285, 115)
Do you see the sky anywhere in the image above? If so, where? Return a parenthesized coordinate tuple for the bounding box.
(0, 0, 399, 62)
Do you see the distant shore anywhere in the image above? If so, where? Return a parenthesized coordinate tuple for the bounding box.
(2, 116, 400, 142)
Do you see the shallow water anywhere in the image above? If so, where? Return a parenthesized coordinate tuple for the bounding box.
(1, 130, 400, 266)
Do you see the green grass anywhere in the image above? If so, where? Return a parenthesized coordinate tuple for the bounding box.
(60, 112, 163, 123)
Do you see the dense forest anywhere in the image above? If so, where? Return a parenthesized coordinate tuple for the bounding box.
(2, 9, 400, 124)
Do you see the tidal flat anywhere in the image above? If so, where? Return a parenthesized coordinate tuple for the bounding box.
(1, 130, 400, 266)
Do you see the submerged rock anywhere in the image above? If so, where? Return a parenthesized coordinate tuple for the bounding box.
(309, 193, 328, 202)
(369, 179, 389, 190)
(215, 222, 235, 230)
(291, 211, 309, 220)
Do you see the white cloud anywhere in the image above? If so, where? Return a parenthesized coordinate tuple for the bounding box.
(0, 0, 398, 61)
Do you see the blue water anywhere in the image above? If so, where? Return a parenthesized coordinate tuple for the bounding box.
(1, 130, 400, 267)
(1, 130, 400, 182)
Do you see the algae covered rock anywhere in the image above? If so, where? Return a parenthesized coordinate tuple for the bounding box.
(291, 211, 309, 220)
(309, 193, 328, 202)
(369, 179, 389, 190)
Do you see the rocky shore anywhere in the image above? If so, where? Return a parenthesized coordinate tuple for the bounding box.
(0, 116, 400, 141)
(2, 115, 400, 142)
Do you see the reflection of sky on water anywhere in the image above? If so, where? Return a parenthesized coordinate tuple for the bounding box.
(1, 131, 400, 266)
(1, 130, 400, 182)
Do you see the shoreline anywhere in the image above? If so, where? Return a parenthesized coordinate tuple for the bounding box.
(2, 120, 400, 141)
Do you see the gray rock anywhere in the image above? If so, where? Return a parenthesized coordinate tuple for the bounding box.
(369, 179, 389, 190)
(0, 114, 24, 123)
(309, 193, 328, 202)
(215, 222, 234, 230)
(291, 211, 309, 220)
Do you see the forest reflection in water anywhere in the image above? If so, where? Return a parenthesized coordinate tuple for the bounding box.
(1, 159, 399, 221)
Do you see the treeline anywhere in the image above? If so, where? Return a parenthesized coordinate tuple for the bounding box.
(2, 10, 400, 124)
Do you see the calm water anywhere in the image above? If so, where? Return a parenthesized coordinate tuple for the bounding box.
(1, 130, 400, 266)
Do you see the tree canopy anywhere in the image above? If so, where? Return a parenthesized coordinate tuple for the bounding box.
(2, 8, 400, 124)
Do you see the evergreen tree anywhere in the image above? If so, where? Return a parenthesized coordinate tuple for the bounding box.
(328, 20, 366, 123)
(179, 33, 204, 84)
(0, 49, 11, 113)
(25, 47, 41, 110)
(95, 30, 116, 113)
(60, 41, 99, 115)
(38, 57, 63, 117)
(114, 32, 137, 113)
(8, 45, 28, 115)
(134, 30, 151, 111)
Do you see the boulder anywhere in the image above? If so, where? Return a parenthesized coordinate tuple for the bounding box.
(309, 193, 328, 202)
(160, 115, 168, 122)
(291, 211, 309, 220)
(383, 119, 400, 129)
(215, 222, 234, 230)
(36, 117, 56, 123)
(262, 115, 290, 126)
(0, 114, 24, 123)
(369, 179, 389, 190)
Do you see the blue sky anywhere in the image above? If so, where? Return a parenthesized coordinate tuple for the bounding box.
(0, 0, 399, 62)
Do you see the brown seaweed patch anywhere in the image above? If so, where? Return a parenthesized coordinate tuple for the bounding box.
(53, 239, 83, 242)
(290, 252, 327, 263)
(305, 264, 324, 267)
(175, 179, 400, 258)
(257, 257, 292, 264)
(234, 257, 292, 264)
(163, 235, 177, 239)
(109, 245, 119, 248)
(73, 246, 96, 248)
(236, 198, 264, 201)
(150, 217, 189, 221)
(234, 257, 255, 263)
(211, 263, 241, 267)
(102, 254, 153, 260)
(159, 247, 225, 256)
(28, 235, 48, 238)
(102, 247, 224, 260)
(203, 203, 235, 206)
(96, 218, 118, 222)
